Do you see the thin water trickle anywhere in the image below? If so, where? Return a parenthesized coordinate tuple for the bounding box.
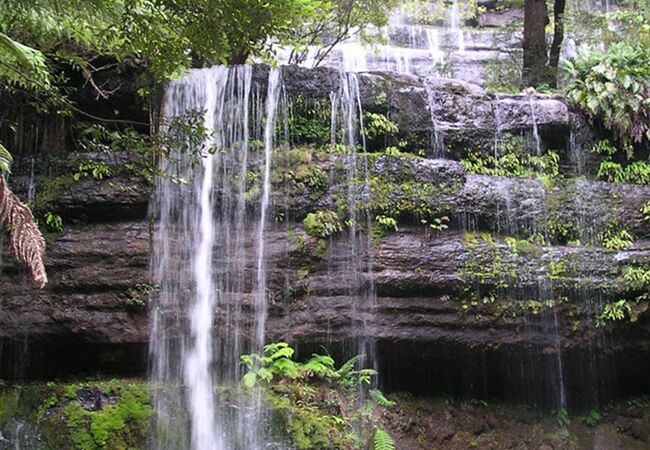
(528, 95, 542, 156)
(493, 94, 503, 159)
(424, 79, 446, 157)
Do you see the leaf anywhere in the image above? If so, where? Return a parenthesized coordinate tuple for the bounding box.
(270, 346, 294, 360)
(373, 428, 395, 450)
(369, 389, 396, 407)
(258, 367, 274, 382)
(335, 355, 362, 378)
(242, 372, 257, 388)
(0, 176, 47, 288)
(0, 143, 13, 173)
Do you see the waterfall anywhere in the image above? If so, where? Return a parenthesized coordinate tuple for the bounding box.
(149, 65, 284, 450)
(254, 68, 281, 349)
(450, 0, 466, 53)
(328, 71, 377, 374)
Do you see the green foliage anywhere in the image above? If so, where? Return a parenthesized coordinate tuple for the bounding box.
(579, 409, 602, 427)
(273, 146, 328, 203)
(0, 143, 13, 173)
(364, 113, 399, 140)
(75, 124, 151, 155)
(44, 211, 63, 232)
(371, 215, 398, 241)
(553, 408, 571, 427)
(289, 97, 331, 144)
(369, 389, 396, 407)
(622, 265, 650, 292)
(642, 202, 650, 222)
(597, 263, 649, 324)
(425, 215, 449, 232)
(600, 226, 634, 250)
(461, 135, 559, 179)
(597, 159, 650, 185)
(125, 283, 155, 309)
(241, 342, 376, 391)
(240, 343, 389, 449)
(73, 161, 112, 181)
(367, 166, 458, 225)
(565, 42, 650, 145)
(373, 428, 396, 450)
(0, 31, 51, 91)
(303, 210, 343, 239)
(598, 299, 633, 323)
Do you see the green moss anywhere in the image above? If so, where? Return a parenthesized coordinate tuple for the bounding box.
(303, 210, 342, 239)
(1, 381, 151, 450)
(63, 383, 151, 450)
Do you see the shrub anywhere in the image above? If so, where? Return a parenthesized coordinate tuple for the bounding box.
(303, 210, 342, 239)
(565, 42, 650, 146)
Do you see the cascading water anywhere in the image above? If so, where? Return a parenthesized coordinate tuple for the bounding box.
(149, 65, 284, 450)
(324, 71, 378, 378)
(424, 80, 446, 158)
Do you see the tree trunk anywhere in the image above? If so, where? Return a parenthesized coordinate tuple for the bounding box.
(548, 0, 566, 88)
(522, 0, 550, 88)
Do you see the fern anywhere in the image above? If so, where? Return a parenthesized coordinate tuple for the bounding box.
(0, 175, 48, 287)
(0, 32, 52, 91)
(369, 389, 395, 407)
(373, 428, 395, 450)
(0, 143, 12, 173)
(335, 355, 362, 378)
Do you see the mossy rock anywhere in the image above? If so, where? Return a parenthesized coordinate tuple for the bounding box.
(0, 380, 151, 450)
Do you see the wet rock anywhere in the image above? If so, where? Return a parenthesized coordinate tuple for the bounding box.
(277, 64, 572, 155)
(478, 8, 524, 27)
(593, 424, 623, 450)
(76, 387, 105, 411)
(0, 221, 150, 347)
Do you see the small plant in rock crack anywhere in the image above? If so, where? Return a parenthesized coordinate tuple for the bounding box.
(372, 215, 398, 241)
(553, 408, 571, 427)
(423, 215, 449, 232)
(73, 161, 112, 181)
(44, 211, 63, 232)
(125, 283, 156, 309)
(373, 428, 396, 450)
(579, 409, 602, 427)
(597, 299, 633, 325)
(642, 202, 650, 222)
(600, 225, 634, 250)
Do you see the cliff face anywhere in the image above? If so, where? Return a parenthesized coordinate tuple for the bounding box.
(1, 66, 649, 406)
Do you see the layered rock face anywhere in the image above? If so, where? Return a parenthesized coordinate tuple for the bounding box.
(1, 66, 649, 408)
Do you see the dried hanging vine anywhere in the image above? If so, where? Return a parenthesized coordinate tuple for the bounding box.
(0, 175, 47, 288)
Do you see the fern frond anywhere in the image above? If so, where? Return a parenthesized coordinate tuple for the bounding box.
(335, 355, 362, 378)
(0, 143, 13, 173)
(369, 389, 396, 407)
(373, 428, 395, 450)
(0, 175, 47, 288)
(0, 32, 51, 90)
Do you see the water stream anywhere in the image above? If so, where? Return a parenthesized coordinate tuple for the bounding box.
(150, 65, 284, 450)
